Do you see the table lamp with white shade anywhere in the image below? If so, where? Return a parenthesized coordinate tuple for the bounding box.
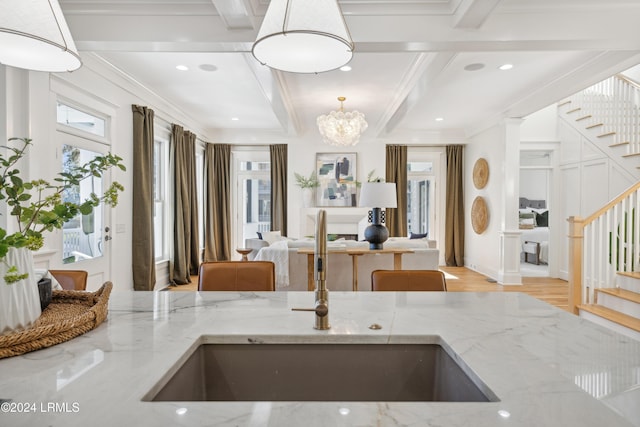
(358, 182, 397, 250)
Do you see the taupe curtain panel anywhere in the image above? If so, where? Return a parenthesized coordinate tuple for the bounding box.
(385, 144, 408, 237)
(131, 105, 156, 291)
(203, 143, 231, 261)
(445, 145, 465, 266)
(270, 144, 288, 235)
(171, 125, 200, 284)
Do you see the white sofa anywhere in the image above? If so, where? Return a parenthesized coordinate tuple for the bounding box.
(248, 237, 439, 291)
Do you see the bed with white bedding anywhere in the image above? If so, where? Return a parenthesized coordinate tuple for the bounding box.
(519, 198, 549, 265)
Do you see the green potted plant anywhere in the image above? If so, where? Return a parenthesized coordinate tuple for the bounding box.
(294, 171, 319, 208)
(0, 137, 125, 335)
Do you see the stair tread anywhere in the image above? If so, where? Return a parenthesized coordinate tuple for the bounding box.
(579, 304, 640, 332)
(609, 142, 629, 147)
(596, 287, 640, 304)
(621, 152, 640, 158)
(576, 115, 592, 121)
(566, 108, 582, 113)
(585, 123, 604, 129)
(597, 131, 616, 137)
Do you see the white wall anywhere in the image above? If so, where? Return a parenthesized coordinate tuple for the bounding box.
(464, 125, 504, 279)
(520, 169, 548, 201)
(521, 104, 558, 141)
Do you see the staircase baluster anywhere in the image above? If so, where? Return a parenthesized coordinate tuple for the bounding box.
(635, 190, 640, 272)
(624, 79, 629, 144)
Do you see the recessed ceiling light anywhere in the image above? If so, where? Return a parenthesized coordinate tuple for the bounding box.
(231, 117, 239, 121)
(199, 64, 218, 72)
(498, 63, 513, 71)
(435, 117, 444, 122)
(176, 65, 189, 71)
(340, 65, 352, 71)
(464, 63, 485, 71)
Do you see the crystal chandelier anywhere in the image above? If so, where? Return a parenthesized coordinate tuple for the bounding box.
(317, 97, 368, 146)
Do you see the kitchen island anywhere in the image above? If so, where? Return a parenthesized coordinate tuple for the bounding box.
(0, 290, 639, 426)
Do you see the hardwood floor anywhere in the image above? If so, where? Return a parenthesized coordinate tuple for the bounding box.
(440, 266, 569, 311)
(167, 266, 570, 312)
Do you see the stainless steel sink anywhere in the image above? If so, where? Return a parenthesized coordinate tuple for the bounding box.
(146, 343, 497, 402)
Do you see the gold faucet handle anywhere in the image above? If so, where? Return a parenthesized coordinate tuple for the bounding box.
(291, 304, 328, 317)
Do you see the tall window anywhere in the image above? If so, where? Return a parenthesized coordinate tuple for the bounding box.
(153, 138, 170, 261)
(233, 149, 271, 250)
(407, 161, 433, 235)
(195, 144, 205, 253)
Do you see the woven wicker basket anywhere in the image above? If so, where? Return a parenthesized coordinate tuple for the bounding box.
(0, 282, 112, 359)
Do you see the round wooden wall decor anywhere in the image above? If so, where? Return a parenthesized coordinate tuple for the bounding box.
(473, 158, 489, 189)
(471, 196, 489, 234)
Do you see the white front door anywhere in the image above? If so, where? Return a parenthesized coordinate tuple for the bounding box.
(55, 132, 112, 290)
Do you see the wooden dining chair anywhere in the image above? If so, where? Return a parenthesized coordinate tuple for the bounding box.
(371, 269, 447, 291)
(198, 261, 276, 291)
(48, 269, 88, 291)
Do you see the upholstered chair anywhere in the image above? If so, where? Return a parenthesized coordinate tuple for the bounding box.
(371, 269, 447, 292)
(198, 261, 276, 291)
(49, 270, 89, 291)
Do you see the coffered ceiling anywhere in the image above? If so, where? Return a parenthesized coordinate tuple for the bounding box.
(59, 0, 640, 144)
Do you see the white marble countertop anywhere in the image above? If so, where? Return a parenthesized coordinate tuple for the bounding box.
(0, 290, 639, 427)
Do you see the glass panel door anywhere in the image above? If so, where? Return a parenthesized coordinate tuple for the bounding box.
(241, 177, 271, 244)
(61, 144, 105, 263)
(233, 151, 270, 256)
(407, 161, 435, 237)
(56, 132, 112, 288)
(407, 178, 431, 235)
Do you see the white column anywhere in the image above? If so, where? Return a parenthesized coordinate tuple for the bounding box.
(0, 66, 30, 233)
(499, 118, 523, 285)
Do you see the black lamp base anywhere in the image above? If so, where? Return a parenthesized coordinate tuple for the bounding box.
(364, 208, 389, 250)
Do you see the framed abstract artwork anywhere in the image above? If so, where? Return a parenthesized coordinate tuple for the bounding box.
(315, 153, 357, 207)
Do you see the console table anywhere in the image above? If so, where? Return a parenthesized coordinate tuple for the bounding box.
(298, 248, 414, 291)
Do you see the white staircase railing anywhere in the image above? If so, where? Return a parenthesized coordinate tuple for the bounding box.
(568, 183, 640, 314)
(566, 74, 640, 156)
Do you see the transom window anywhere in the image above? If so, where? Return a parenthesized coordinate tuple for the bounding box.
(56, 102, 106, 138)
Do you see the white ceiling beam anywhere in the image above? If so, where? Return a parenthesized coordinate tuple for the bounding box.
(371, 53, 432, 138)
(243, 54, 301, 136)
(382, 52, 457, 135)
(210, 0, 256, 30)
(64, 10, 640, 52)
(451, 0, 503, 29)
